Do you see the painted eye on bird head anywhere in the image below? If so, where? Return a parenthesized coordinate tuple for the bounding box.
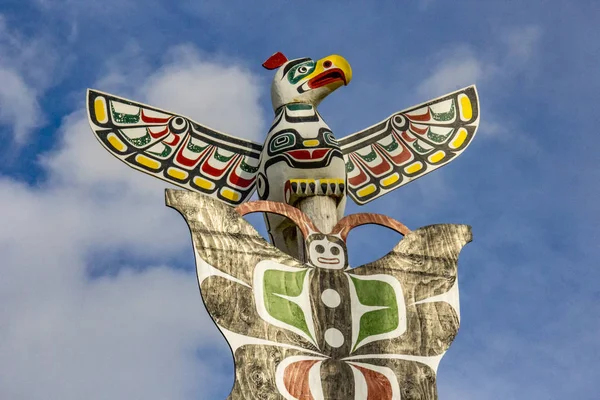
(288, 61, 315, 84)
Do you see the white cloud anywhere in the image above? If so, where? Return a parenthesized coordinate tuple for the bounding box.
(0, 45, 264, 399)
(0, 15, 66, 143)
(0, 68, 43, 144)
(500, 25, 542, 70)
(417, 46, 485, 100)
(417, 25, 542, 99)
(141, 45, 265, 142)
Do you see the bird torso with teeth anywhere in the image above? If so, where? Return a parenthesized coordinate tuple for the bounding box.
(257, 104, 345, 200)
(257, 54, 353, 254)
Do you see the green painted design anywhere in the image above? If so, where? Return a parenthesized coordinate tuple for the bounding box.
(149, 144, 172, 158)
(121, 129, 151, 146)
(430, 101, 455, 122)
(287, 103, 313, 111)
(214, 150, 235, 162)
(358, 148, 377, 162)
(240, 158, 259, 174)
(263, 269, 312, 339)
(412, 140, 429, 154)
(323, 131, 338, 146)
(111, 103, 140, 124)
(351, 277, 399, 349)
(380, 138, 399, 152)
(427, 128, 454, 143)
(346, 160, 355, 173)
(287, 61, 316, 84)
(269, 132, 296, 154)
(187, 140, 209, 153)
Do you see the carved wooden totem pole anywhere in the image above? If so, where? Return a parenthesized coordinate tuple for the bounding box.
(88, 51, 479, 399)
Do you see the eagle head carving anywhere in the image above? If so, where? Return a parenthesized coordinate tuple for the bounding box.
(262, 52, 353, 111)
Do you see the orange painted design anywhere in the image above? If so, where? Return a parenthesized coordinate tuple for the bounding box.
(353, 365, 393, 400)
(284, 360, 320, 400)
(236, 200, 319, 239)
(332, 213, 410, 239)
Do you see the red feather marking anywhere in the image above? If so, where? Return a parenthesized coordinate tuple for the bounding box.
(262, 52, 288, 70)
(386, 134, 413, 165)
(406, 108, 431, 122)
(201, 152, 240, 179)
(364, 147, 393, 176)
(163, 133, 180, 146)
(148, 126, 169, 139)
(141, 110, 170, 124)
(175, 138, 210, 168)
(410, 123, 428, 135)
(401, 131, 416, 142)
(228, 159, 255, 189)
(348, 154, 370, 187)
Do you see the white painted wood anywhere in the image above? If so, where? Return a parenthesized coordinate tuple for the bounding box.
(296, 195, 338, 262)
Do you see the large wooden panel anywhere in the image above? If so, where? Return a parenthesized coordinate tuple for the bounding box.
(166, 189, 472, 399)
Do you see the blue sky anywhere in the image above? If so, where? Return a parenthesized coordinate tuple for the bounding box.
(0, 1, 598, 399)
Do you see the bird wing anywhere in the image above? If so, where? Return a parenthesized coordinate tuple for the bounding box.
(87, 89, 263, 206)
(339, 86, 480, 205)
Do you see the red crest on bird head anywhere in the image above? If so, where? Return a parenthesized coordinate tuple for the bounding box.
(262, 52, 288, 70)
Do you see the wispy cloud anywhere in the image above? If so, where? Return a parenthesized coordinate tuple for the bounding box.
(0, 1, 598, 398)
(0, 17, 50, 143)
(0, 68, 42, 144)
(0, 44, 263, 399)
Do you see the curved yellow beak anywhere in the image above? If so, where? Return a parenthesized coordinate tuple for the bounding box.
(304, 54, 352, 89)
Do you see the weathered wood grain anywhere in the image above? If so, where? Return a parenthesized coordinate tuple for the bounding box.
(166, 189, 472, 400)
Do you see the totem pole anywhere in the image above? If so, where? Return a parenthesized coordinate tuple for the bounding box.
(88, 51, 479, 399)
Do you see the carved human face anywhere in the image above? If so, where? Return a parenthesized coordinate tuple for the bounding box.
(305, 234, 347, 270)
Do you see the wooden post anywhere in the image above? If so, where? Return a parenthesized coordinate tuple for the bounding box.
(296, 196, 338, 262)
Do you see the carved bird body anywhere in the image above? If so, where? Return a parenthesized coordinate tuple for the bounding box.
(87, 52, 480, 254)
(258, 102, 347, 251)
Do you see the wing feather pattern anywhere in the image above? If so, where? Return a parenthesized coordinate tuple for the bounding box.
(339, 86, 480, 205)
(87, 89, 263, 206)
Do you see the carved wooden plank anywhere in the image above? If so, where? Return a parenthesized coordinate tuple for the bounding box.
(166, 189, 472, 399)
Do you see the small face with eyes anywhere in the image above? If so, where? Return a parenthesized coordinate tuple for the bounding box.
(305, 234, 347, 270)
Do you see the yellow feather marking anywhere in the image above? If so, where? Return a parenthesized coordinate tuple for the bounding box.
(404, 162, 423, 174)
(167, 167, 188, 180)
(303, 140, 320, 147)
(107, 133, 126, 152)
(193, 177, 215, 191)
(135, 155, 161, 170)
(428, 150, 446, 164)
(381, 173, 400, 187)
(450, 128, 468, 149)
(319, 178, 344, 185)
(94, 96, 108, 123)
(221, 188, 241, 202)
(357, 184, 377, 198)
(459, 94, 472, 121)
